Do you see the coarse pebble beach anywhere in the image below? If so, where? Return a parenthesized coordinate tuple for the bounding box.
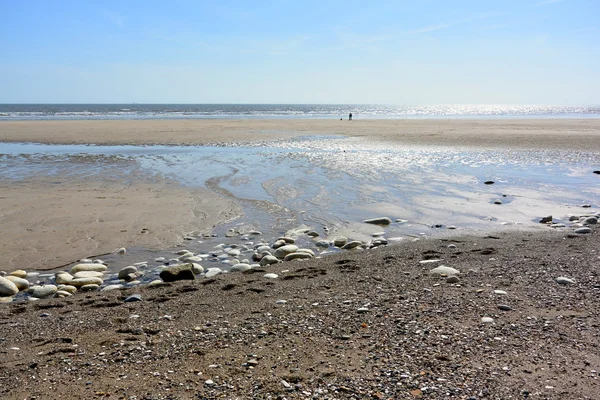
(0, 118, 599, 399)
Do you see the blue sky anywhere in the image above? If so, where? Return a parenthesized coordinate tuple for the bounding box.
(0, 0, 598, 104)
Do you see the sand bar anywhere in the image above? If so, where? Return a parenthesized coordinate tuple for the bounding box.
(1, 118, 600, 149)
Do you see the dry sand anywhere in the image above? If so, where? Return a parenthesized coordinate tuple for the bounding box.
(1, 118, 600, 149)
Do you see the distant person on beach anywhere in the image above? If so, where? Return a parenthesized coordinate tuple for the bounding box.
(349, 113, 353, 120)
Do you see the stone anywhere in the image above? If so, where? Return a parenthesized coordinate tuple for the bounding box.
(582, 216, 597, 225)
(9, 270, 27, 278)
(57, 285, 77, 294)
(263, 273, 278, 279)
(333, 237, 348, 247)
(73, 271, 104, 279)
(498, 304, 512, 311)
(307, 231, 319, 237)
(594, 170, 600, 174)
(539, 216, 552, 223)
(556, 277, 575, 285)
(55, 272, 73, 285)
(273, 245, 299, 259)
(70, 277, 104, 287)
(296, 248, 315, 256)
(0, 276, 19, 296)
(227, 249, 241, 257)
(124, 294, 142, 302)
(448, 244, 457, 249)
(55, 290, 73, 297)
(0, 296, 13, 303)
(102, 284, 124, 291)
(5, 276, 29, 291)
(363, 217, 392, 225)
(341, 241, 363, 250)
(357, 307, 369, 313)
(484, 180, 495, 185)
(481, 317, 494, 323)
(29, 285, 58, 299)
(446, 276, 460, 284)
(118, 266, 138, 280)
(284, 252, 313, 262)
(494, 290, 507, 295)
(183, 255, 203, 263)
(114, 247, 127, 254)
(80, 284, 100, 292)
(277, 237, 296, 244)
(160, 264, 196, 282)
(260, 255, 279, 266)
(205, 268, 222, 278)
(148, 280, 168, 288)
(429, 266, 460, 276)
(230, 263, 252, 272)
(315, 240, 330, 248)
(493, 199, 503, 205)
(574, 227, 592, 234)
(70, 263, 108, 274)
(271, 240, 287, 249)
(190, 263, 204, 275)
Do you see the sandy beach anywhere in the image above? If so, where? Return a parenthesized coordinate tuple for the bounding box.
(0, 119, 599, 273)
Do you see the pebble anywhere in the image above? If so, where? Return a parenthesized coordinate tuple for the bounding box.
(493, 199, 503, 205)
(204, 379, 215, 386)
(55, 271, 74, 284)
(277, 236, 296, 244)
(73, 271, 104, 279)
(29, 285, 58, 299)
(5, 276, 29, 291)
(481, 317, 494, 323)
(70, 277, 104, 287)
(497, 304, 512, 311)
(494, 290, 507, 295)
(333, 237, 348, 247)
(363, 217, 392, 225)
(484, 180, 495, 185)
(283, 252, 314, 261)
(583, 216, 598, 225)
(260, 255, 280, 266)
(275, 300, 287, 304)
(429, 266, 460, 276)
(79, 284, 100, 292)
(205, 268, 223, 278)
(55, 290, 73, 297)
(118, 266, 138, 280)
(114, 247, 127, 254)
(341, 241, 363, 250)
(556, 277, 575, 285)
(446, 276, 460, 284)
(0, 276, 19, 296)
(70, 263, 108, 274)
(160, 264, 196, 282)
(539, 215, 552, 223)
(574, 227, 592, 234)
(9, 270, 27, 278)
(263, 273, 278, 279)
(102, 284, 124, 291)
(273, 245, 299, 259)
(357, 307, 369, 313)
(419, 259, 442, 264)
(57, 285, 77, 294)
(315, 240, 330, 248)
(447, 244, 457, 249)
(230, 263, 252, 272)
(124, 294, 142, 302)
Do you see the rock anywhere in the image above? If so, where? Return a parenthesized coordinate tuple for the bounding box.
(256, 245, 271, 253)
(57, 285, 77, 294)
(55, 272, 73, 285)
(0, 276, 19, 296)
(429, 266, 460, 276)
(124, 294, 142, 302)
(205, 268, 222, 278)
(363, 217, 392, 225)
(484, 180, 495, 185)
(227, 249, 241, 257)
(315, 240, 330, 248)
(271, 240, 287, 249)
(230, 263, 252, 272)
(574, 227, 592, 234)
(539, 216, 552, 223)
(5, 276, 29, 291)
(448, 244, 457, 249)
(296, 248, 315, 256)
(357, 307, 369, 313)
(263, 273, 278, 279)
(184, 255, 204, 263)
(260, 255, 279, 266)
(582, 216, 598, 225)
(498, 304, 512, 311)
(481, 317, 494, 323)
(277, 237, 296, 244)
(494, 290, 507, 295)
(0, 296, 13, 303)
(556, 277, 575, 285)
(148, 279, 168, 288)
(70, 277, 104, 287)
(102, 284, 124, 291)
(493, 199, 503, 205)
(80, 284, 100, 292)
(551, 223, 566, 228)
(118, 266, 138, 280)
(55, 290, 73, 297)
(204, 380, 215, 386)
(333, 237, 348, 247)
(29, 285, 58, 299)
(160, 264, 196, 282)
(283, 252, 313, 262)
(275, 299, 287, 304)
(307, 231, 319, 237)
(594, 170, 600, 174)
(341, 241, 363, 250)
(190, 263, 204, 275)
(273, 245, 299, 259)
(446, 276, 460, 284)
(73, 271, 104, 279)
(114, 247, 127, 254)
(9, 270, 27, 278)
(70, 263, 108, 274)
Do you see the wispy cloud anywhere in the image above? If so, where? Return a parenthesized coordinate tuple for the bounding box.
(410, 13, 506, 35)
(535, 0, 570, 6)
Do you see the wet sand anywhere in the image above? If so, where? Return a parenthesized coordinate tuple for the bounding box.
(0, 119, 599, 273)
(2, 118, 600, 149)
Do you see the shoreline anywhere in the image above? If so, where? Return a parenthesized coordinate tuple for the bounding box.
(1, 118, 600, 150)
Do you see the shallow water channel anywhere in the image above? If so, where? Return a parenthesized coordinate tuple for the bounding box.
(1, 136, 599, 279)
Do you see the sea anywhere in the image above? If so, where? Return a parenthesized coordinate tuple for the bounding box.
(0, 104, 599, 120)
